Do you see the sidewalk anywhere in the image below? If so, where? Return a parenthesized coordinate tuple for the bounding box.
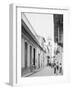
(23, 67, 43, 77)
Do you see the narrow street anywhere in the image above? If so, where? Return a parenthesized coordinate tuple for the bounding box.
(21, 13, 63, 78)
(29, 66, 55, 77)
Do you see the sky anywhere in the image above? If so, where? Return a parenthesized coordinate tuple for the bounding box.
(25, 13, 54, 42)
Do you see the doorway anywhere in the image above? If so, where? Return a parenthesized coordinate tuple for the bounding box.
(25, 42, 28, 68)
(33, 48, 35, 65)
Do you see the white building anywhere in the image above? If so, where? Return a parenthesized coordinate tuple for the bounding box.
(21, 13, 47, 76)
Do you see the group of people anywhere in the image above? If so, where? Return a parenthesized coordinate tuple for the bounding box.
(53, 58, 63, 75)
(47, 44, 63, 75)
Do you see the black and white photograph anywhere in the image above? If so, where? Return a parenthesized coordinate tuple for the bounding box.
(9, 4, 70, 86)
(21, 12, 63, 77)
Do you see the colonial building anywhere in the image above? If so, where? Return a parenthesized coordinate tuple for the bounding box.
(53, 14, 63, 71)
(21, 13, 47, 76)
(53, 14, 63, 47)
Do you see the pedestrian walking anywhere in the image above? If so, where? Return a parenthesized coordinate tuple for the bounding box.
(59, 63, 62, 74)
(54, 63, 56, 74)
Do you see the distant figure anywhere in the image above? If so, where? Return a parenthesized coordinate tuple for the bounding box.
(54, 63, 56, 74)
(56, 62, 59, 71)
(54, 66, 56, 74)
(59, 63, 62, 74)
(47, 56, 50, 66)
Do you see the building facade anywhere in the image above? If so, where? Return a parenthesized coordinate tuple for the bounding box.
(53, 14, 63, 72)
(53, 14, 63, 47)
(21, 13, 47, 76)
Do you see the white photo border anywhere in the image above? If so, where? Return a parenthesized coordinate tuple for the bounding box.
(9, 4, 70, 86)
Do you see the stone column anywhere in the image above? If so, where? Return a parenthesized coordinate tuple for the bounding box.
(35, 48, 37, 68)
(30, 46, 33, 71)
(36, 48, 38, 68)
(21, 36, 25, 68)
(27, 43, 30, 68)
(23, 39, 25, 68)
